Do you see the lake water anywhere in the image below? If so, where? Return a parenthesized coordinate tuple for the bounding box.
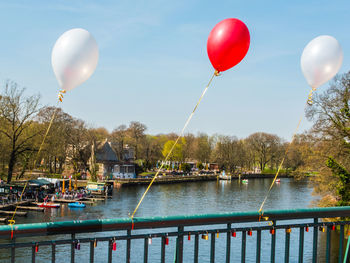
(0, 178, 344, 262)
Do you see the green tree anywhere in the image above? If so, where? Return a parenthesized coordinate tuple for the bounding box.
(162, 140, 183, 162)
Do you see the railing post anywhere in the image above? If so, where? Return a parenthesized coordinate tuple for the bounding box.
(11, 238, 15, 263)
(298, 227, 304, 263)
(312, 218, 318, 263)
(271, 221, 276, 263)
(339, 224, 344, 263)
(52, 242, 56, 263)
(226, 223, 231, 263)
(71, 234, 75, 263)
(176, 226, 184, 263)
(161, 236, 166, 263)
(90, 240, 94, 263)
(126, 229, 131, 263)
(194, 234, 199, 263)
(256, 229, 261, 263)
(32, 244, 36, 263)
(108, 239, 113, 263)
(210, 232, 215, 263)
(241, 230, 246, 263)
(144, 238, 149, 263)
(285, 229, 290, 263)
(325, 226, 331, 263)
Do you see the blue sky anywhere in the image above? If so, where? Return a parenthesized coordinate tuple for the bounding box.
(0, 0, 349, 140)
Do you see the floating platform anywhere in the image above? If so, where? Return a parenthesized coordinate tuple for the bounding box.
(0, 210, 27, 217)
(17, 206, 45, 212)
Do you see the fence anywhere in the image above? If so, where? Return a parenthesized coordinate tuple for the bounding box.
(0, 206, 350, 262)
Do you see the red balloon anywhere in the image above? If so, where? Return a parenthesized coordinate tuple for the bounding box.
(207, 18, 250, 72)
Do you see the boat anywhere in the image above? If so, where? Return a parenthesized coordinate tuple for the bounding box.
(242, 179, 248, 184)
(68, 202, 86, 208)
(276, 179, 281, 183)
(37, 202, 60, 208)
(219, 174, 231, 180)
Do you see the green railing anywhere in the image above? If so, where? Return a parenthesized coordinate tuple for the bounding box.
(0, 206, 350, 262)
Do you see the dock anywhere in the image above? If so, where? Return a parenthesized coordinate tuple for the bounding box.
(0, 200, 34, 210)
(0, 210, 27, 217)
(16, 206, 44, 212)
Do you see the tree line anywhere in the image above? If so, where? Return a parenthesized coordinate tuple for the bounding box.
(0, 82, 298, 183)
(1, 71, 350, 208)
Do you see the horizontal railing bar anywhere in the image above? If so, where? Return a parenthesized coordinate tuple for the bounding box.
(1, 206, 350, 238)
(1, 221, 349, 250)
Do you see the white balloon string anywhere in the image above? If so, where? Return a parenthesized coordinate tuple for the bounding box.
(307, 86, 317, 105)
(258, 88, 315, 215)
(130, 72, 217, 220)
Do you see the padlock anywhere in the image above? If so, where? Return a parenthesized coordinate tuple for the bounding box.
(231, 231, 236, 237)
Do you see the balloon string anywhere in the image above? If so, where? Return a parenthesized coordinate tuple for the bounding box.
(130, 71, 217, 220)
(307, 86, 317, 105)
(258, 87, 315, 214)
(9, 94, 62, 225)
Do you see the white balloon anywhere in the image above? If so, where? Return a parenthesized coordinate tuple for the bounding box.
(52, 28, 99, 91)
(301, 35, 343, 88)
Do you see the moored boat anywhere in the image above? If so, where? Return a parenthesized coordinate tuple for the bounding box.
(37, 202, 60, 208)
(242, 179, 248, 184)
(68, 202, 86, 208)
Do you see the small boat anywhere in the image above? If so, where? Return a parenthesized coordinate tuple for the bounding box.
(219, 174, 231, 180)
(68, 202, 86, 208)
(37, 202, 60, 208)
(242, 179, 248, 184)
(276, 179, 281, 183)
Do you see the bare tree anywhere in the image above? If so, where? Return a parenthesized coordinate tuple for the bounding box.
(245, 132, 281, 172)
(0, 82, 41, 183)
(111, 124, 127, 161)
(127, 121, 146, 160)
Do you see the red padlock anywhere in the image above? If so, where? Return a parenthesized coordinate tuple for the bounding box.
(188, 234, 191, 241)
(35, 244, 39, 253)
(248, 230, 252, 236)
(270, 229, 275, 235)
(231, 231, 236, 237)
(305, 226, 309, 232)
(331, 225, 335, 231)
(165, 236, 169, 245)
(112, 241, 116, 251)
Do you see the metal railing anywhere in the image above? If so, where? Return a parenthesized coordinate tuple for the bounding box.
(0, 206, 350, 262)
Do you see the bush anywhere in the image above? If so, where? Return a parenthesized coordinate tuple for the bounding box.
(180, 163, 191, 173)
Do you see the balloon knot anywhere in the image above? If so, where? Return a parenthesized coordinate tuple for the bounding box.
(214, 70, 221, 76)
(58, 91, 65, 103)
(307, 87, 317, 106)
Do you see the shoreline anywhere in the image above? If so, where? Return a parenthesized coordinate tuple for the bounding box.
(112, 173, 294, 186)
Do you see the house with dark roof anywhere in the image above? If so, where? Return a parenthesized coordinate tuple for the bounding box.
(91, 140, 136, 179)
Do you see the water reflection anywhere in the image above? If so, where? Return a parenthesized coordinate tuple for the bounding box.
(4, 178, 345, 262)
